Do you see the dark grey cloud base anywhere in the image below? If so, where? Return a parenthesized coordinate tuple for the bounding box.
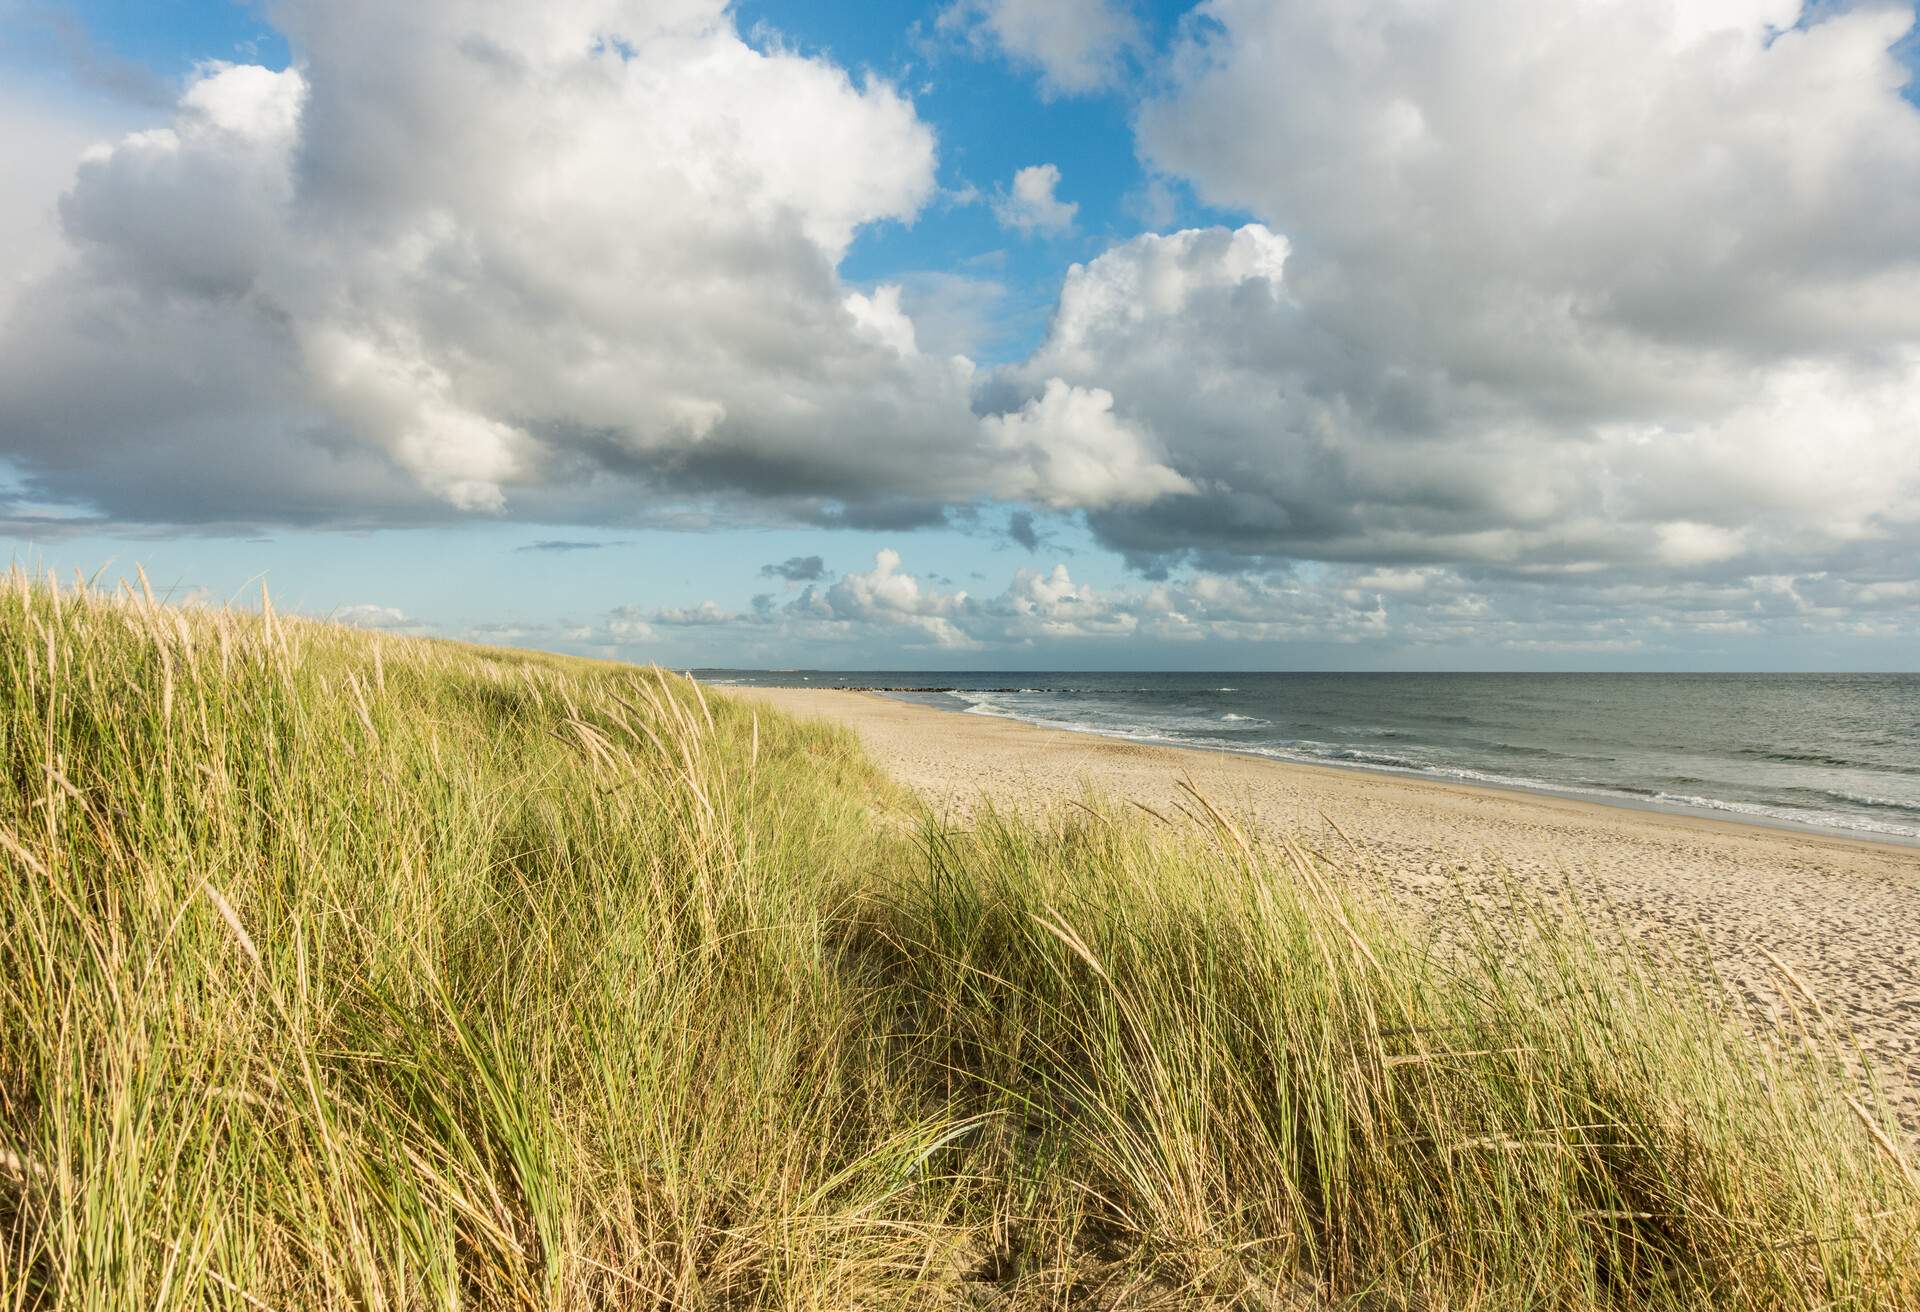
(761, 555, 827, 582)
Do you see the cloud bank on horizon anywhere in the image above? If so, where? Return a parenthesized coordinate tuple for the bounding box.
(3, 0, 1919, 661)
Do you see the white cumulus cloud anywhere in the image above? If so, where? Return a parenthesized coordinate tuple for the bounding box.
(576, 547, 1920, 661)
(332, 603, 413, 630)
(1097, 0, 1920, 582)
(0, 4, 1207, 533)
(930, 0, 1920, 614)
(937, 0, 1139, 96)
(6, 0, 1920, 649)
(0, 1, 988, 527)
(982, 378, 1193, 508)
(993, 163, 1078, 235)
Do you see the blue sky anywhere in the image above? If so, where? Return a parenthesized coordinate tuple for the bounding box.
(3, 0, 1919, 670)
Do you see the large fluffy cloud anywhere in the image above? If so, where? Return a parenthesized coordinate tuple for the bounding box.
(6, 0, 1920, 652)
(1058, 0, 1920, 585)
(1, 0, 1144, 530)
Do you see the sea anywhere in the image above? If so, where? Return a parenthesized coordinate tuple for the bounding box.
(695, 671, 1920, 845)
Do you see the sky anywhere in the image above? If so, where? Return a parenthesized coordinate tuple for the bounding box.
(2, 0, 1918, 671)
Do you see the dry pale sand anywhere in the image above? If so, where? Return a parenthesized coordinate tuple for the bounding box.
(737, 686, 1920, 1123)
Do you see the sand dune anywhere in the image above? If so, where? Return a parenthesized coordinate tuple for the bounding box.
(738, 687, 1920, 1125)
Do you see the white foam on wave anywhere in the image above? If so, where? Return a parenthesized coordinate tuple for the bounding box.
(1829, 790, 1920, 813)
(927, 690, 1920, 842)
(1654, 792, 1920, 839)
(952, 690, 1017, 717)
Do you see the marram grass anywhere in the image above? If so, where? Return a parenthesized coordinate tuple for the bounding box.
(0, 569, 1914, 1309)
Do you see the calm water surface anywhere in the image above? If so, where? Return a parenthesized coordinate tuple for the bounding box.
(698, 671, 1920, 844)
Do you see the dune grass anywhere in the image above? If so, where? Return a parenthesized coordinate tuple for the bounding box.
(0, 568, 1915, 1308)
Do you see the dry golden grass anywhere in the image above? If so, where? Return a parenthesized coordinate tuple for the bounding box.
(0, 567, 1915, 1308)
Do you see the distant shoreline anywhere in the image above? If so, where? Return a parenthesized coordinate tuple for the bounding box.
(732, 685, 1920, 1123)
(729, 681, 1920, 852)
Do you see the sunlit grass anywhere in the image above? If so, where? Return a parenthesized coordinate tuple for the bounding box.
(1, 568, 1914, 1308)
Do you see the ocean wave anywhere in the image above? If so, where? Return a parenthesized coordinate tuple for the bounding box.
(1822, 790, 1920, 815)
(1653, 792, 1920, 839)
(952, 691, 1018, 717)
(1735, 747, 1860, 768)
(1227, 744, 1627, 802)
(1756, 785, 1920, 817)
(928, 689, 1920, 841)
(1321, 748, 1428, 770)
(1730, 747, 1920, 777)
(1582, 781, 1660, 798)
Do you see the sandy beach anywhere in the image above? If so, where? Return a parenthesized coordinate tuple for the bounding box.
(739, 687, 1920, 1123)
